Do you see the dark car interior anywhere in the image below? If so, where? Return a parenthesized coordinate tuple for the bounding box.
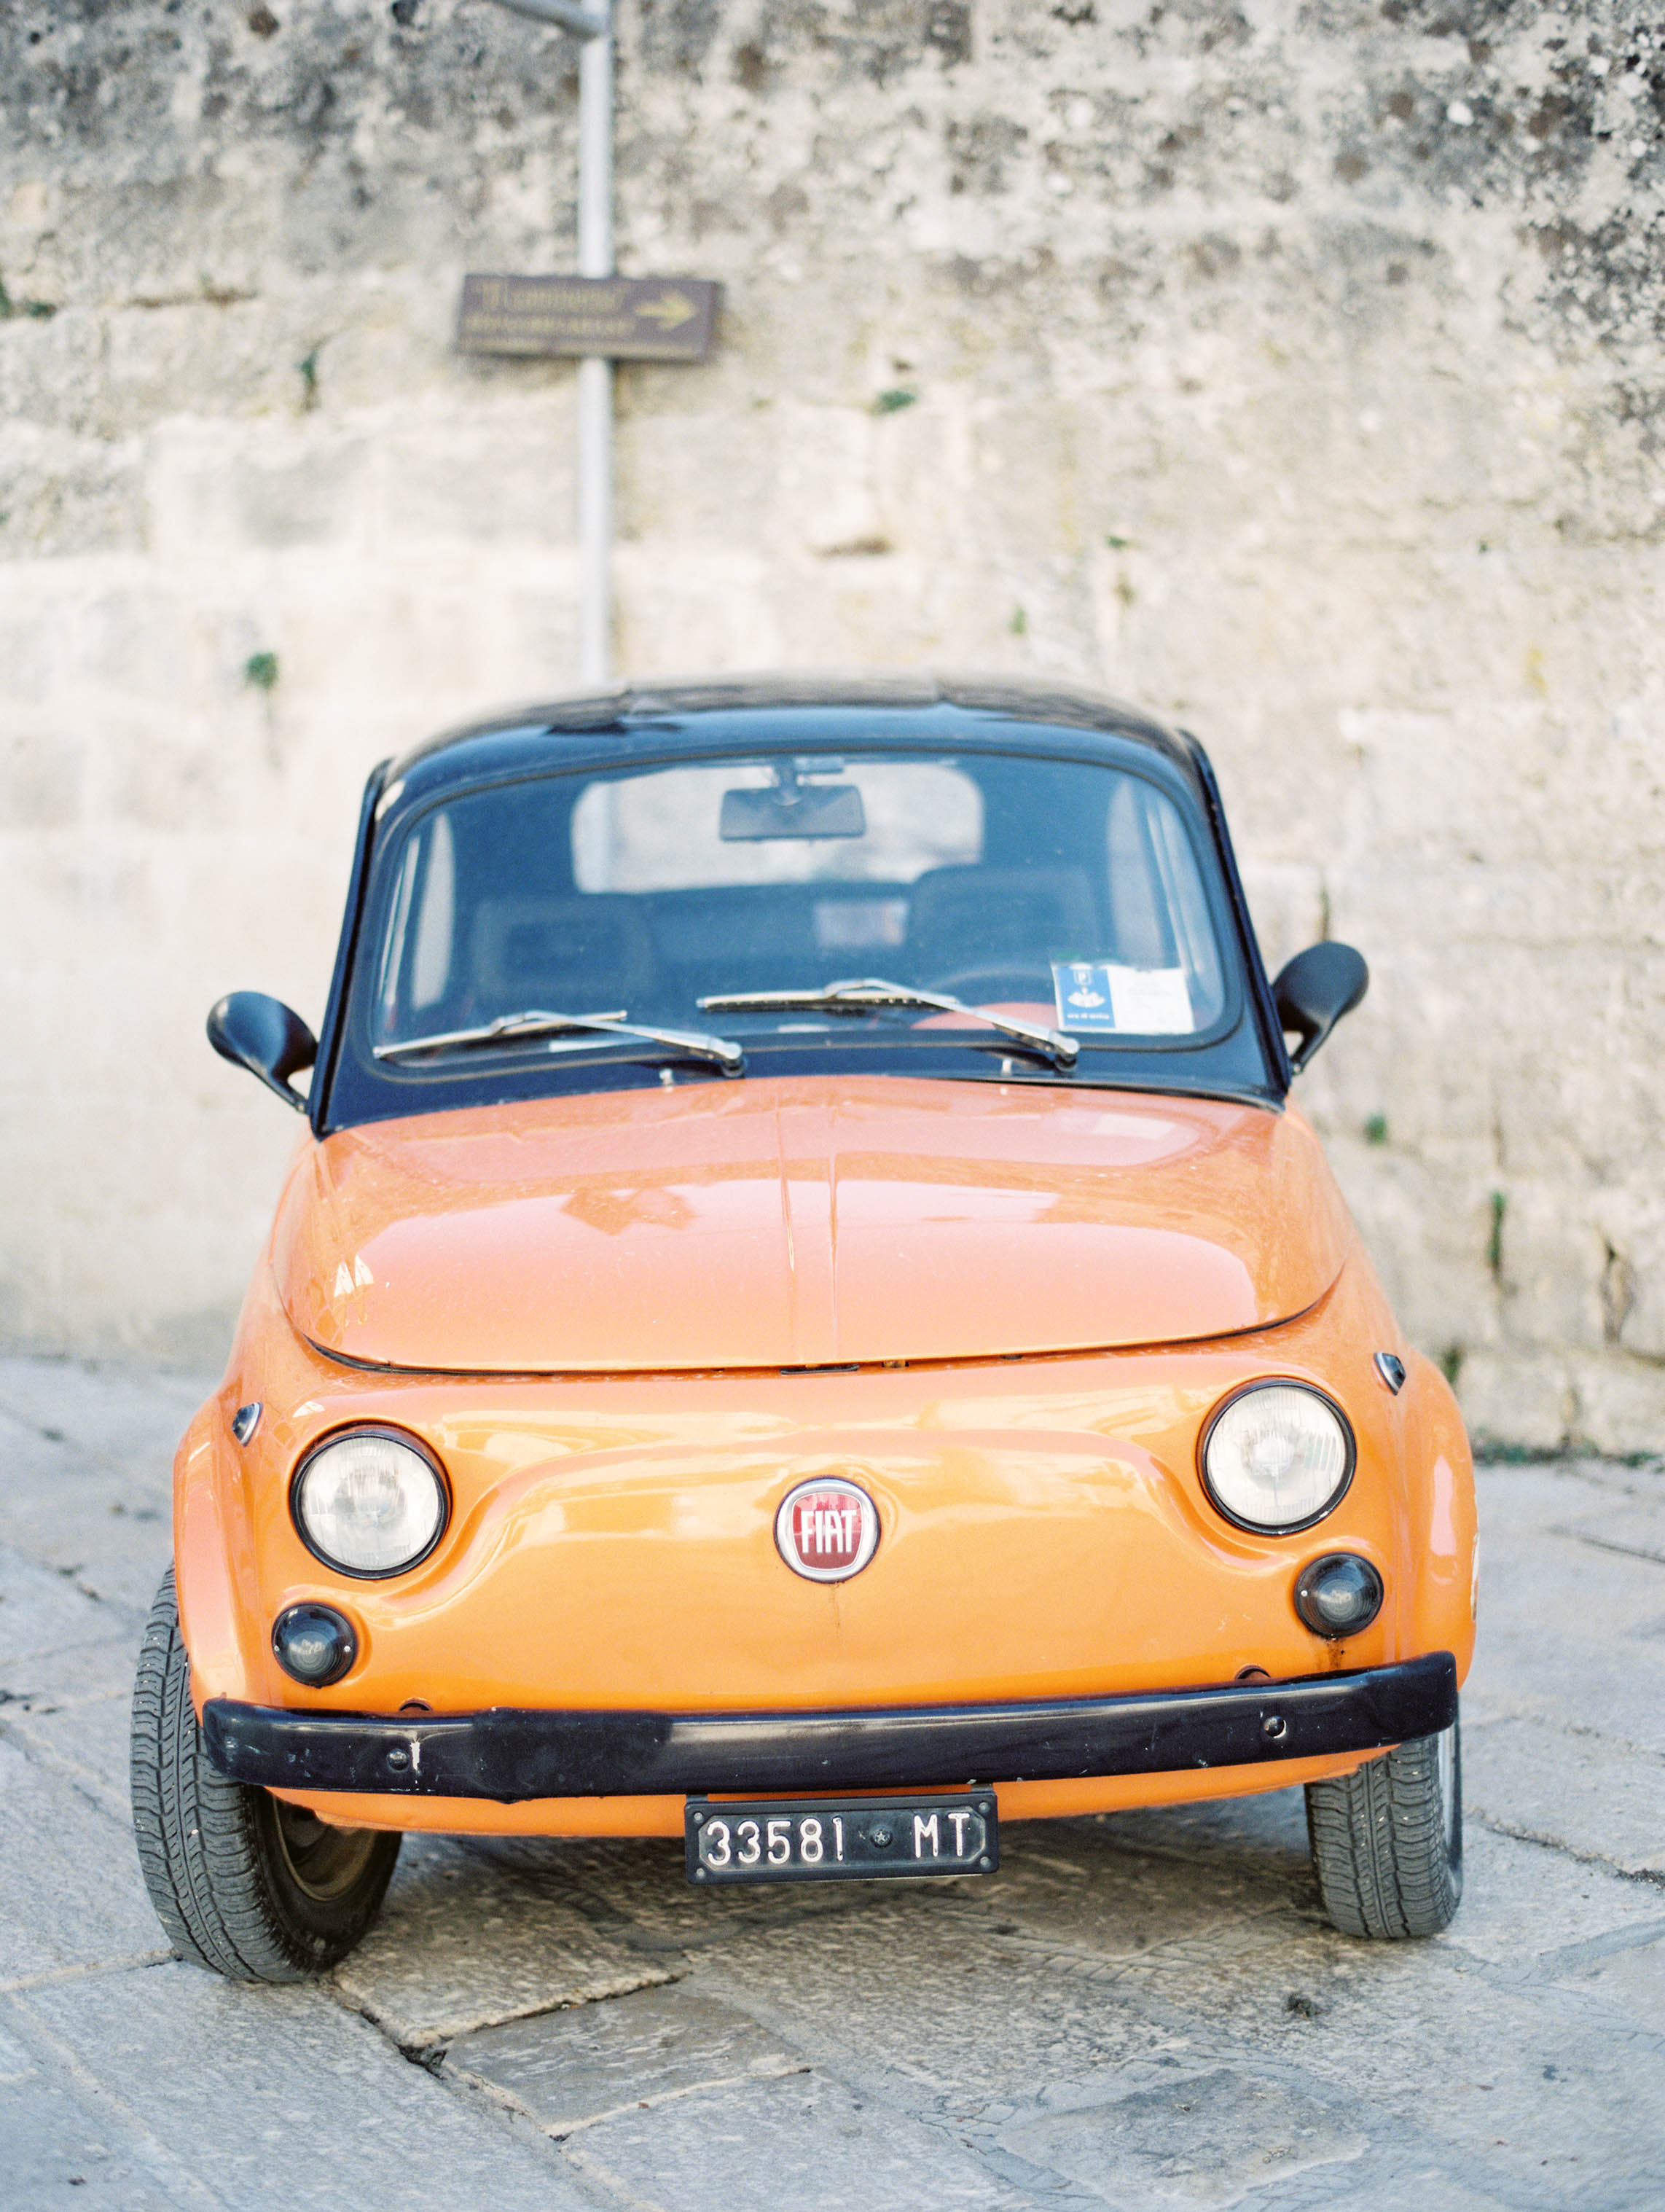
(367, 752, 1225, 1043)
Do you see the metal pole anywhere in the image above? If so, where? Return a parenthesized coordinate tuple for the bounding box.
(576, 6, 614, 687)
(483, 0, 614, 687)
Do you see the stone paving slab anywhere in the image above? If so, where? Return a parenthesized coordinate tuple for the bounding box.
(646, 1847, 1661, 2195)
(0, 1359, 187, 1620)
(9, 1678, 136, 1818)
(1430, 1824, 1664, 1968)
(0, 1541, 128, 1672)
(502, 2039, 1032, 2212)
(1464, 1713, 1665, 1879)
(8, 1963, 594, 2212)
(1, 1360, 1663, 2211)
(0, 1627, 141, 1709)
(0, 1732, 169, 1983)
(1556, 1493, 1665, 1570)
(447, 1980, 807, 2136)
(1556, 1928, 1665, 2038)
(0, 2006, 208, 2211)
(1463, 1475, 1665, 1758)
(992, 2063, 1368, 2211)
(334, 1834, 680, 2048)
(0, 1358, 206, 1469)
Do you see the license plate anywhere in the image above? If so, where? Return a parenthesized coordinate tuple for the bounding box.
(685, 1794, 998, 1885)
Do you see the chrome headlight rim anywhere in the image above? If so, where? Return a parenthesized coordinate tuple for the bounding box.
(1198, 1378, 1357, 1536)
(289, 1423, 451, 1581)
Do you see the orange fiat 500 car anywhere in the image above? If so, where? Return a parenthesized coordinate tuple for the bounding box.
(130, 674, 1474, 1981)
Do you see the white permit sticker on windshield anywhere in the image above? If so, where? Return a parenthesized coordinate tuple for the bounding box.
(1052, 961, 1194, 1035)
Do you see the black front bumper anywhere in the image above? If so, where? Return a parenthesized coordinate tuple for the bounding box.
(203, 1651, 1457, 1804)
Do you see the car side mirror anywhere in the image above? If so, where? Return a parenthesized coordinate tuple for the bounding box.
(1271, 942, 1368, 1074)
(207, 992, 318, 1113)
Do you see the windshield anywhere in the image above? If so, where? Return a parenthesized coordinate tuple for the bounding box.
(359, 749, 1231, 1076)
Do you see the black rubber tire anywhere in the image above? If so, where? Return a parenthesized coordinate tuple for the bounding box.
(130, 1568, 401, 1982)
(1305, 1715, 1462, 1939)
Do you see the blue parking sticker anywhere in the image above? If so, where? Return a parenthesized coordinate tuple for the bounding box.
(1052, 961, 1194, 1035)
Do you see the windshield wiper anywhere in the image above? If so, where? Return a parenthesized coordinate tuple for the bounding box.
(375, 1008, 745, 1076)
(697, 977, 1078, 1070)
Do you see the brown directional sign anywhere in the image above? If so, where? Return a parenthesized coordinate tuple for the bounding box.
(456, 274, 720, 363)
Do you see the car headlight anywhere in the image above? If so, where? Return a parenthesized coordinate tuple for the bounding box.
(1200, 1382, 1355, 1533)
(291, 1428, 448, 1577)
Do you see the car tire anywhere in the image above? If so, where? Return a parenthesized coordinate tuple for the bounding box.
(1304, 1715, 1462, 1939)
(130, 1567, 400, 1982)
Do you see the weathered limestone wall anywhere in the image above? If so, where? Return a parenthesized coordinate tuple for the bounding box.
(3, 0, 1663, 1446)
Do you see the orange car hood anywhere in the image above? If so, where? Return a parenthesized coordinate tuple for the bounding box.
(274, 1076, 1351, 1373)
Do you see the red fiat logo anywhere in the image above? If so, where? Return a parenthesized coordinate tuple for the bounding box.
(775, 1477, 879, 1583)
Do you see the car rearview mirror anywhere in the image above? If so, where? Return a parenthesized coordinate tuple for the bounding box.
(207, 992, 318, 1112)
(720, 782, 866, 840)
(1271, 942, 1368, 1074)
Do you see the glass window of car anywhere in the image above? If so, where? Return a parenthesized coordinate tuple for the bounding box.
(365, 750, 1229, 1059)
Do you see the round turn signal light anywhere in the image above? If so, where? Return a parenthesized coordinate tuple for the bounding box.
(1293, 1553, 1384, 1640)
(272, 1603, 359, 1687)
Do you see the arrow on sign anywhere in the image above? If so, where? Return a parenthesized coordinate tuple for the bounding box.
(458, 274, 719, 360)
(636, 289, 697, 329)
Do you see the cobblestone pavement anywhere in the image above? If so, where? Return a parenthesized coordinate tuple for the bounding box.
(1, 1355, 1660, 2211)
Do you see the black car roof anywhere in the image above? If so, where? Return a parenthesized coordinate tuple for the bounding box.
(384, 671, 1202, 803)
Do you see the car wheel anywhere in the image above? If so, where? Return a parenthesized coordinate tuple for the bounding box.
(130, 1567, 400, 1982)
(1304, 1714, 1462, 1939)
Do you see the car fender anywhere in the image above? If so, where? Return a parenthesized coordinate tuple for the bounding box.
(174, 1400, 268, 1713)
(1397, 1350, 1477, 1686)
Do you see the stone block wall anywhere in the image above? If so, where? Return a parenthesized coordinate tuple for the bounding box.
(2, 0, 1662, 1447)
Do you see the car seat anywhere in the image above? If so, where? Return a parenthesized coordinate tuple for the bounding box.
(469, 895, 657, 1017)
(904, 864, 1099, 991)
